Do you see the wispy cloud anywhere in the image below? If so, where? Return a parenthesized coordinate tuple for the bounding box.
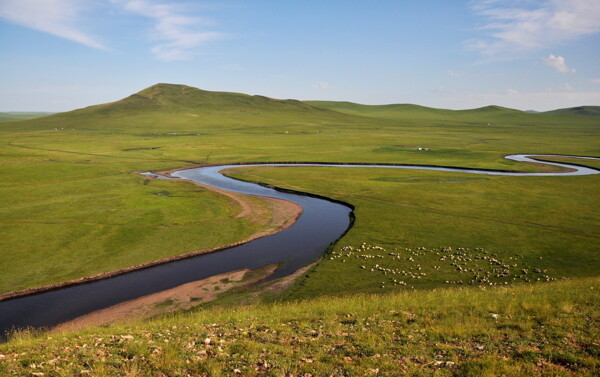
(434, 85, 457, 94)
(447, 70, 468, 77)
(0, 0, 105, 49)
(311, 82, 331, 89)
(543, 54, 575, 73)
(557, 83, 575, 92)
(467, 0, 600, 56)
(112, 0, 223, 61)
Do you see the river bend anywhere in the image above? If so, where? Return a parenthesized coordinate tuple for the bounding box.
(0, 154, 597, 336)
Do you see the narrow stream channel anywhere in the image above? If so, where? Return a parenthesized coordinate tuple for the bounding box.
(0, 155, 597, 337)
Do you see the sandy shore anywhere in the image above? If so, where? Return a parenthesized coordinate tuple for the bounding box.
(155, 169, 303, 238)
(55, 265, 279, 332)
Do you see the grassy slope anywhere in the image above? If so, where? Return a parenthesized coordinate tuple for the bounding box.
(1, 84, 599, 294)
(307, 101, 600, 121)
(305, 101, 526, 121)
(542, 106, 600, 119)
(1, 278, 598, 376)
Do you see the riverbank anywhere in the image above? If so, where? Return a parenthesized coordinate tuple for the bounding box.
(0, 175, 302, 302)
(54, 265, 279, 332)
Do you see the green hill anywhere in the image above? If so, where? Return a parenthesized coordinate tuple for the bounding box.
(13, 83, 346, 133)
(307, 100, 600, 124)
(80, 83, 327, 115)
(542, 106, 600, 119)
(305, 101, 528, 122)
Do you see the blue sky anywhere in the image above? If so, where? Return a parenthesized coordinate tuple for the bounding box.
(1, 0, 599, 111)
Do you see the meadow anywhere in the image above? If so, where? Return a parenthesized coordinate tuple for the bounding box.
(1, 84, 597, 294)
(224, 165, 599, 299)
(0, 83, 598, 374)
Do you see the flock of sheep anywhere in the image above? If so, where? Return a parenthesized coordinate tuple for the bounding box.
(330, 243, 562, 289)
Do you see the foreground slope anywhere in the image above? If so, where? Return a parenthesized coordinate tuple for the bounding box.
(1, 278, 598, 376)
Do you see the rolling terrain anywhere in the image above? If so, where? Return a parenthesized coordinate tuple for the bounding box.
(542, 105, 600, 119)
(1, 82, 598, 294)
(0, 83, 598, 375)
(0, 112, 53, 122)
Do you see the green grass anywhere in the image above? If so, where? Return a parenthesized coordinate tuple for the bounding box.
(1, 278, 598, 376)
(0, 83, 598, 297)
(0, 172, 283, 293)
(224, 165, 600, 299)
(1, 83, 599, 375)
(537, 156, 600, 170)
(542, 106, 600, 119)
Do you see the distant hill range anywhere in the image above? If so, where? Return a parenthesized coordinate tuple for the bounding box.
(0, 112, 53, 122)
(541, 106, 600, 119)
(2, 84, 599, 124)
(306, 101, 600, 120)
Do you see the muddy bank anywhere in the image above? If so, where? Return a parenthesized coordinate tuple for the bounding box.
(55, 265, 278, 332)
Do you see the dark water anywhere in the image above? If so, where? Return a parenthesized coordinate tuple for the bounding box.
(0, 167, 352, 337)
(0, 155, 597, 337)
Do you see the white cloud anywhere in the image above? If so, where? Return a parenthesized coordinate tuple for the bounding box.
(468, 0, 600, 56)
(543, 54, 575, 73)
(558, 83, 574, 92)
(111, 0, 223, 61)
(591, 79, 600, 84)
(0, 0, 105, 49)
(434, 85, 457, 94)
(311, 82, 331, 89)
(447, 70, 468, 77)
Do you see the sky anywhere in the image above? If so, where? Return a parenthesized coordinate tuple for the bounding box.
(1, 0, 600, 112)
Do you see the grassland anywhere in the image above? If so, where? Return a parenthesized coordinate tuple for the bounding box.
(1, 278, 598, 376)
(1, 83, 599, 375)
(224, 165, 600, 299)
(0, 83, 598, 294)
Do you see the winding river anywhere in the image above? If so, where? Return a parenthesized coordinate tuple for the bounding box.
(0, 154, 598, 337)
